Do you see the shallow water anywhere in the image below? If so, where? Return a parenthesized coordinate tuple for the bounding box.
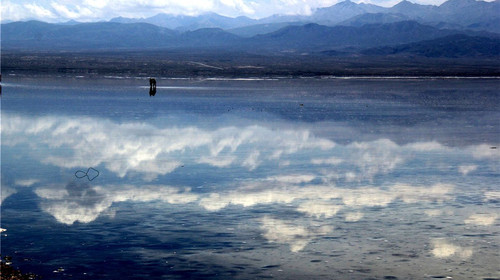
(1, 76, 499, 279)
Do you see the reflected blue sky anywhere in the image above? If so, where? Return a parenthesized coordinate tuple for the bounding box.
(1, 77, 499, 279)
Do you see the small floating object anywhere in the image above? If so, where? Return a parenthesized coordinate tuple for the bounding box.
(53, 267, 65, 273)
(0, 228, 6, 232)
(75, 167, 100, 181)
(491, 146, 497, 149)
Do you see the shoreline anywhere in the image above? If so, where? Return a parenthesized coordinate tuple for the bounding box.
(3, 72, 500, 81)
(2, 51, 499, 79)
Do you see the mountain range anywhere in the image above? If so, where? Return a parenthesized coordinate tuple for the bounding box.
(106, 0, 500, 34)
(1, 0, 499, 58)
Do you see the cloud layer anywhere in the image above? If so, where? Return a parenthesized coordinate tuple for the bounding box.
(3, 113, 498, 254)
(431, 239, 473, 259)
(5, 113, 497, 184)
(35, 182, 198, 224)
(2, 0, 450, 22)
(3, 114, 334, 181)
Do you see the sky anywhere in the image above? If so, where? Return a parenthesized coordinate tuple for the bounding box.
(1, 0, 454, 22)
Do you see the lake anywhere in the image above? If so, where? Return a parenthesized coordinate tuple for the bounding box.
(1, 76, 499, 279)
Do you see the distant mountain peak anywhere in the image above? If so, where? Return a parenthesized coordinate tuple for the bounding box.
(336, 0, 358, 6)
(440, 0, 481, 8)
(395, 0, 415, 5)
(393, 0, 429, 8)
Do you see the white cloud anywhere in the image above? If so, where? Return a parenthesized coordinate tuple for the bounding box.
(2, 0, 457, 22)
(25, 3, 58, 19)
(15, 179, 40, 187)
(1, 186, 17, 205)
(50, 2, 81, 18)
(199, 179, 454, 211)
(266, 174, 316, 184)
(199, 183, 329, 211)
(464, 213, 497, 226)
(344, 172, 358, 182)
(458, 165, 477, 176)
(344, 211, 363, 222)
(431, 239, 473, 259)
(348, 139, 405, 182)
(242, 150, 261, 171)
(4, 114, 495, 192)
(260, 216, 310, 252)
(35, 182, 198, 225)
(424, 209, 453, 217)
(2, 114, 334, 181)
(197, 155, 236, 167)
(341, 187, 395, 207)
(5, 112, 495, 252)
(1, 2, 26, 21)
(311, 156, 343, 165)
(83, 0, 108, 9)
(360, 0, 412, 7)
(219, 0, 255, 14)
(484, 191, 500, 202)
(393, 183, 454, 204)
(405, 141, 448, 152)
(468, 144, 499, 160)
(259, 216, 333, 252)
(297, 200, 342, 218)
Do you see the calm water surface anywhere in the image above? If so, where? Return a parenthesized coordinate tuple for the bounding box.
(1, 76, 499, 279)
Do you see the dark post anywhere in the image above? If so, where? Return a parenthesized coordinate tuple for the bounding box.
(149, 78, 157, 96)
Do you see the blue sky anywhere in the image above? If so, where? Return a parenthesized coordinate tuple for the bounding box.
(2, 0, 453, 22)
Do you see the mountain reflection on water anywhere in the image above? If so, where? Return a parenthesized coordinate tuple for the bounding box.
(1, 77, 499, 279)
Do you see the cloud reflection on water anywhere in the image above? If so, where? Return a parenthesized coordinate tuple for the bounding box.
(199, 182, 454, 212)
(35, 182, 198, 225)
(1, 185, 17, 206)
(431, 239, 473, 259)
(464, 213, 498, 226)
(15, 179, 40, 187)
(2, 113, 499, 254)
(2, 115, 334, 181)
(260, 216, 333, 252)
(3, 114, 498, 183)
(484, 191, 500, 202)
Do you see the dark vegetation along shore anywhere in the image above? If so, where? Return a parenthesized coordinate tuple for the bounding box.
(2, 50, 499, 78)
(1, 256, 42, 280)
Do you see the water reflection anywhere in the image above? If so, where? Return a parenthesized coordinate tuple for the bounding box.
(1, 79, 499, 279)
(431, 239, 473, 259)
(0, 186, 17, 205)
(3, 114, 499, 215)
(464, 213, 498, 226)
(259, 216, 333, 252)
(4, 113, 498, 249)
(3, 114, 497, 183)
(35, 183, 197, 225)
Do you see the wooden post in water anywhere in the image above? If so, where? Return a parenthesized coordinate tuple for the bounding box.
(149, 78, 157, 96)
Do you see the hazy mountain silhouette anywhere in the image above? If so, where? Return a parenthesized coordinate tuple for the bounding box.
(388, 0, 439, 20)
(312, 0, 386, 25)
(2, 0, 499, 59)
(1, 21, 178, 50)
(110, 12, 257, 31)
(247, 21, 466, 51)
(105, 0, 499, 33)
(3, 19, 495, 55)
(362, 34, 500, 57)
(438, 0, 500, 30)
(227, 22, 306, 37)
(338, 13, 410, 27)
